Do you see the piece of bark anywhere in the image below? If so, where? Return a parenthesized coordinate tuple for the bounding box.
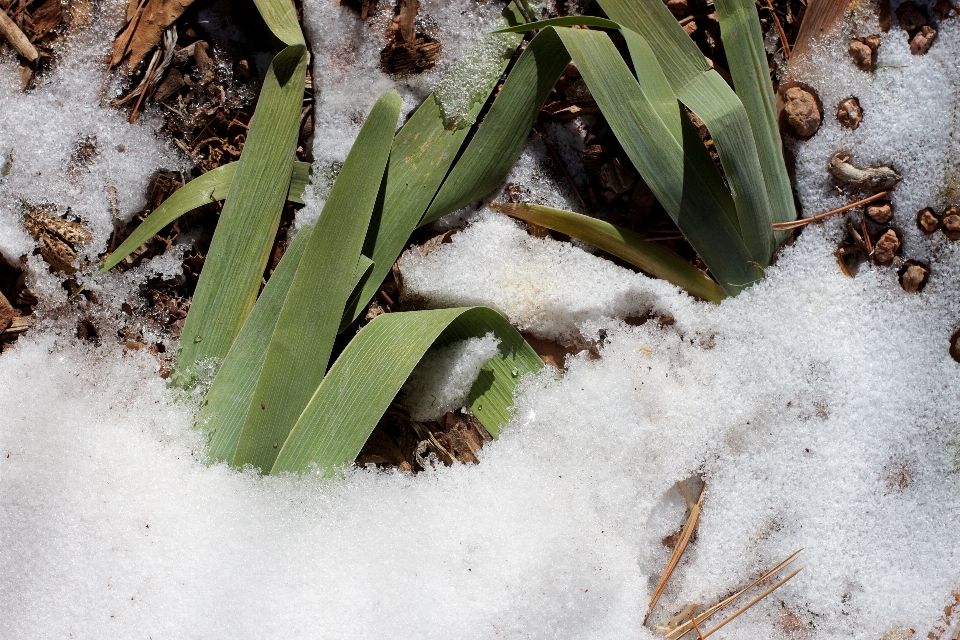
(0, 291, 13, 334)
(31, 0, 65, 40)
(0, 8, 39, 61)
(380, 39, 440, 74)
(111, 0, 194, 69)
(828, 154, 902, 191)
(398, 0, 417, 43)
(1, 315, 31, 337)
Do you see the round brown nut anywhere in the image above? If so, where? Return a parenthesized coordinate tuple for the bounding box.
(899, 263, 928, 292)
(783, 87, 821, 137)
(910, 25, 937, 54)
(837, 97, 863, 130)
(951, 328, 960, 363)
(863, 34, 881, 51)
(917, 207, 940, 234)
(849, 40, 874, 70)
(866, 201, 893, 223)
(943, 208, 960, 240)
(873, 229, 900, 265)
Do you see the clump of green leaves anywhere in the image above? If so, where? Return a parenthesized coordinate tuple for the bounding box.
(104, 0, 796, 473)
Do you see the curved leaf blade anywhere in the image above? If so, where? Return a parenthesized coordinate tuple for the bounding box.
(271, 307, 543, 475)
(99, 161, 311, 274)
(492, 202, 727, 303)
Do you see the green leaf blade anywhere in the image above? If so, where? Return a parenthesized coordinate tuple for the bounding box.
(492, 202, 727, 303)
(340, 22, 524, 325)
(714, 0, 797, 239)
(420, 27, 570, 225)
(231, 91, 402, 473)
(178, 45, 308, 373)
(271, 307, 542, 475)
(251, 0, 305, 46)
(198, 225, 314, 463)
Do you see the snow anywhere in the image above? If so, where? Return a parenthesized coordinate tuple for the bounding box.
(2, 0, 960, 638)
(401, 332, 501, 421)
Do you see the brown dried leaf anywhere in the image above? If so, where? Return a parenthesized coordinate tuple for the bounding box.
(111, 0, 194, 69)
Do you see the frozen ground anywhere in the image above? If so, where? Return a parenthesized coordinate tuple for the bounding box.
(2, 0, 960, 639)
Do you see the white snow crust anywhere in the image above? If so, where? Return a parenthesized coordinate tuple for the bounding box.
(2, 1, 960, 639)
(401, 332, 501, 421)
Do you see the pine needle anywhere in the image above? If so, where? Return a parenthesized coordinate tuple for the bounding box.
(772, 191, 891, 231)
(645, 483, 706, 623)
(664, 549, 803, 640)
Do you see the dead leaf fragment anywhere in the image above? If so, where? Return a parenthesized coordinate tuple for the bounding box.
(111, 0, 195, 69)
(23, 206, 92, 274)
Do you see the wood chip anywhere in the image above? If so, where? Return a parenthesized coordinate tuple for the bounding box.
(0, 7, 40, 62)
(0, 291, 13, 334)
(1, 315, 32, 337)
(828, 154, 902, 191)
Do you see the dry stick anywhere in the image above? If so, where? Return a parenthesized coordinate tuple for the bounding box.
(699, 566, 804, 639)
(645, 484, 706, 624)
(0, 7, 39, 62)
(665, 549, 803, 640)
(128, 50, 160, 124)
(772, 191, 891, 231)
(763, 0, 792, 59)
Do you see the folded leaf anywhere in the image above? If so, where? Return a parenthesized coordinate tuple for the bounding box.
(600, 0, 774, 264)
(199, 224, 314, 463)
(271, 307, 543, 475)
(713, 0, 797, 239)
(492, 202, 727, 303)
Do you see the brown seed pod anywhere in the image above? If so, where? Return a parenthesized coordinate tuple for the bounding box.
(916, 207, 940, 234)
(836, 97, 863, 130)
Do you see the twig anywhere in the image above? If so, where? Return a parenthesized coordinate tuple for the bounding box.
(128, 49, 160, 123)
(763, 0, 792, 59)
(645, 483, 706, 623)
(699, 566, 803, 638)
(772, 191, 891, 231)
(0, 7, 39, 62)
